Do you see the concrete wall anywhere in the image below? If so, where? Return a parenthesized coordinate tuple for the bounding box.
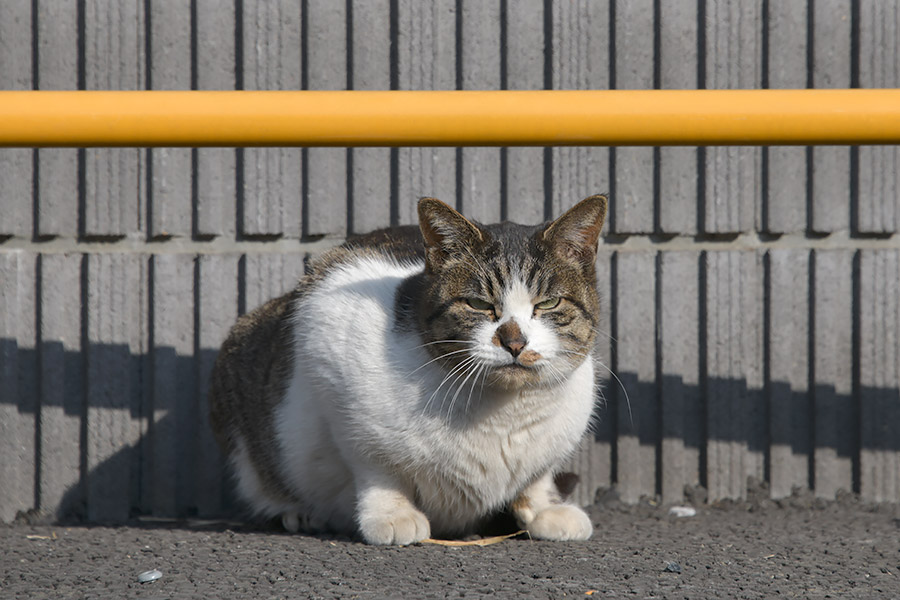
(1, 0, 898, 523)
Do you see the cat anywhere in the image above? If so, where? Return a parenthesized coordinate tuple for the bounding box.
(209, 195, 607, 545)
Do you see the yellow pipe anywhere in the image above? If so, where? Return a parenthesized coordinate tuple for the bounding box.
(1, 89, 899, 147)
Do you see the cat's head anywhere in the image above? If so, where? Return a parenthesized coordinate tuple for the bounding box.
(416, 195, 606, 392)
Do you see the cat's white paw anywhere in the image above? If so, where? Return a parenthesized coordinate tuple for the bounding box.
(527, 505, 593, 541)
(358, 507, 431, 545)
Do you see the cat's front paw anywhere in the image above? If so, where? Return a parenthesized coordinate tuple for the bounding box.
(358, 506, 431, 545)
(527, 505, 593, 541)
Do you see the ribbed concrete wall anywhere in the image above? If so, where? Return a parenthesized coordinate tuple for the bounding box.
(1, 0, 898, 523)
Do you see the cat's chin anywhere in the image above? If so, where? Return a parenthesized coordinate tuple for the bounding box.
(485, 363, 546, 391)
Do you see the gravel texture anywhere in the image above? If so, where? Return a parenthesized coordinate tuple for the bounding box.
(3, 489, 899, 599)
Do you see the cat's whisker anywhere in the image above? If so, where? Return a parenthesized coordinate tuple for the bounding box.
(590, 325, 618, 345)
(592, 359, 633, 428)
(409, 339, 477, 351)
(440, 372, 463, 418)
(551, 364, 567, 386)
(464, 361, 487, 415)
(469, 361, 490, 407)
(438, 356, 480, 420)
(409, 347, 474, 376)
(423, 355, 477, 417)
(447, 358, 483, 419)
(556, 348, 632, 426)
(541, 362, 567, 388)
(426, 355, 475, 405)
(422, 356, 470, 413)
(596, 387, 610, 409)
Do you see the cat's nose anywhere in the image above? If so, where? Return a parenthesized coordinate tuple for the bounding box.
(495, 320, 527, 357)
(504, 338, 526, 357)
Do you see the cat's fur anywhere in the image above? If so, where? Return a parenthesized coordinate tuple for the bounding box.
(209, 195, 607, 545)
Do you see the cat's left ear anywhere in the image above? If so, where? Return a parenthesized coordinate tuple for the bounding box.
(541, 195, 607, 266)
(418, 197, 484, 272)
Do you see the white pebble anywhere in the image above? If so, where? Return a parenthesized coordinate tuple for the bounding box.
(138, 569, 163, 583)
(668, 506, 697, 518)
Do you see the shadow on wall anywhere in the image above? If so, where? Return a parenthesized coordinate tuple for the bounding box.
(0, 340, 897, 524)
(0, 340, 235, 524)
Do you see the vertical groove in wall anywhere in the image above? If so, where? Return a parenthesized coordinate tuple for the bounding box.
(189, 0, 200, 241)
(697, 251, 708, 490)
(807, 249, 816, 491)
(607, 0, 617, 234)
(608, 251, 620, 488)
(497, 0, 507, 222)
(33, 256, 43, 511)
(696, 0, 707, 235)
(29, 0, 39, 243)
(850, 249, 861, 494)
(453, 0, 463, 215)
(192, 255, 202, 513)
(78, 254, 89, 520)
(388, 0, 399, 226)
(760, 0, 769, 231)
(761, 250, 770, 488)
(144, 254, 157, 515)
(541, 0, 553, 221)
(299, 0, 309, 242)
(650, 0, 661, 234)
(653, 252, 663, 498)
(345, 0, 354, 236)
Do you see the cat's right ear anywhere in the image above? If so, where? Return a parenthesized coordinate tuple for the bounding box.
(541, 194, 608, 267)
(418, 197, 483, 272)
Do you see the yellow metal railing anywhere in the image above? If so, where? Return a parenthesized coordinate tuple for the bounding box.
(1, 89, 899, 147)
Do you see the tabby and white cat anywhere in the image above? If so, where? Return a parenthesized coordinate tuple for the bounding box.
(209, 195, 607, 545)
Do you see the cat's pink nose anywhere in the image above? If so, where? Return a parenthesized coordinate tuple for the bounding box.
(495, 320, 527, 357)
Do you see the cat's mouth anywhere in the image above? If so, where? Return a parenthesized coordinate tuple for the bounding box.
(499, 362, 531, 371)
(486, 361, 545, 390)
(511, 349, 542, 368)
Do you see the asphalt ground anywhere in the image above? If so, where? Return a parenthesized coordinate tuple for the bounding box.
(3, 489, 899, 599)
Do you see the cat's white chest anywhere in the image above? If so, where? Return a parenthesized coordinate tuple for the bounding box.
(409, 363, 594, 525)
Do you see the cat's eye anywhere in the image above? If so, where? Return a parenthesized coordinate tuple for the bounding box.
(466, 297, 494, 311)
(534, 298, 561, 311)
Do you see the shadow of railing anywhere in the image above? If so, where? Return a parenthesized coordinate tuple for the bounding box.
(0, 339, 897, 523)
